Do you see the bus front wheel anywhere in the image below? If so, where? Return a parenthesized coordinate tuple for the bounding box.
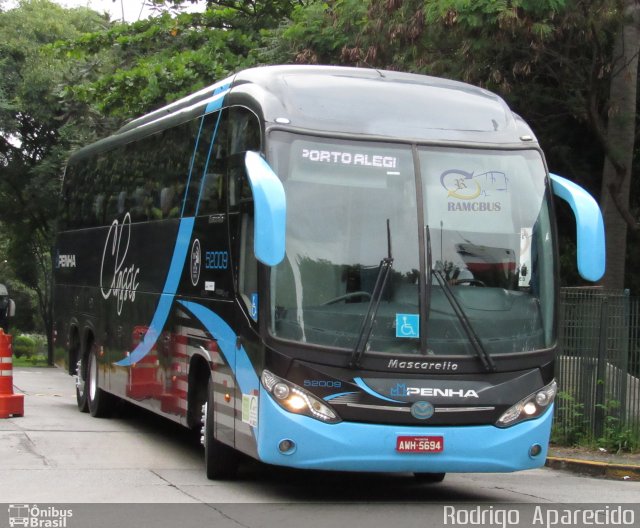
(203, 378, 238, 480)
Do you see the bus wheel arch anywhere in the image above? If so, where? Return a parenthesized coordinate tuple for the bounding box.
(187, 354, 210, 430)
(203, 376, 239, 480)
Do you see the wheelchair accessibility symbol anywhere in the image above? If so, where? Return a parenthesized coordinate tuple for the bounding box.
(396, 314, 420, 339)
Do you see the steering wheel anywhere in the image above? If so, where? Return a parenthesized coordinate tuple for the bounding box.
(451, 279, 486, 287)
(322, 291, 372, 305)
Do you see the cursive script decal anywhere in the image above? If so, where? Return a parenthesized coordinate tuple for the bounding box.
(100, 212, 141, 315)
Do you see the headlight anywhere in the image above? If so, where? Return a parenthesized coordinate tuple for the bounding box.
(496, 380, 557, 427)
(261, 370, 341, 424)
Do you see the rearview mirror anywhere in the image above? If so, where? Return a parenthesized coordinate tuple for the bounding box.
(550, 173, 605, 282)
(244, 151, 286, 266)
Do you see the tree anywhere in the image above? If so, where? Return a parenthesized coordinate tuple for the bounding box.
(268, 0, 640, 292)
(599, 0, 640, 290)
(56, 2, 297, 121)
(0, 0, 108, 361)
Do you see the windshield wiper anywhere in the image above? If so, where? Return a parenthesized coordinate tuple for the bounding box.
(430, 264, 496, 372)
(424, 225, 494, 371)
(349, 219, 394, 369)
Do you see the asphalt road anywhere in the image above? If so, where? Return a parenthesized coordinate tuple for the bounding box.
(1, 367, 639, 528)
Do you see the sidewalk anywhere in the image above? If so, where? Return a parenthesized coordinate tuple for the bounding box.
(546, 446, 640, 481)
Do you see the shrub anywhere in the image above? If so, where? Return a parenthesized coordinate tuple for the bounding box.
(12, 334, 36, 359)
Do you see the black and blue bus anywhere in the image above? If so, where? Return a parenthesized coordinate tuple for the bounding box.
(54, 65, 605, 481)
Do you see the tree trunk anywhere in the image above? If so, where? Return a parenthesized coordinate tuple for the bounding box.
(599, 0, 640, 290)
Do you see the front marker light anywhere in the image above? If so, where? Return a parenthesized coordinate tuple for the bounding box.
(261, 370, 341, 424)
(496, 380, 557, 427)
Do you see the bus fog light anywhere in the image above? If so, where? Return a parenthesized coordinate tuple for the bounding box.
(529, 444, 542, 458)
(278, 439, 296, 454)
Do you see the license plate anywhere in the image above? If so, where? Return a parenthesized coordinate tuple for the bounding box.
(396, 436, 444, 453)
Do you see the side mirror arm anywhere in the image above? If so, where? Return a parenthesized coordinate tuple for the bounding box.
(244, 151, 287, 266)
(550, 173, 605, 282)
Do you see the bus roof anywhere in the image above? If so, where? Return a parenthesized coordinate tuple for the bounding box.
(229, 65, 536, 145)
(71, 65, 537, 162)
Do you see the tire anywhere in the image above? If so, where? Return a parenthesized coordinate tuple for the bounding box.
(414, 472, 446, 483)
(75, 358, 89, 413)
(203, 377, 238, 479)
(86, 348, 114, 418)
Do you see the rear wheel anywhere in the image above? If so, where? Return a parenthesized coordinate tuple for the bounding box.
(413, 472, 446, 483)
(203, 378, 238, 479)
(75, 358, 88, 413)
(86, 348, 114, 418)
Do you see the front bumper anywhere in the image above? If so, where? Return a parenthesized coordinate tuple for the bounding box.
(257, 385, 553, 473)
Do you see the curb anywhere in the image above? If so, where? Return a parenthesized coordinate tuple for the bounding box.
(545, 456, 640, 481)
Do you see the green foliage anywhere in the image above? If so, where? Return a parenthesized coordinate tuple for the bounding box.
(551, 391, 589, 446)
(552, 391, 640, 452)
(55, 2, 298, 121)
(0, 1, 109, 359)
(262, 0, 369, 65)
(12, 334, 36, 359)
(595, 400, 640, 453)
(11, 333, 48, 366)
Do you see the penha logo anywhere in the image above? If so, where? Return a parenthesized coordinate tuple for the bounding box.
(99, 212, 141, 316)
(55, 252, 76, 269)
(390, 383, 479, 399)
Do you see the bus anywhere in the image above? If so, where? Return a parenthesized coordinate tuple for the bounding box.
(54, 65, 605, 481)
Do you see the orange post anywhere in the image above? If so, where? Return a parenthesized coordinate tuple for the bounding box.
(0, 329, 24, 418)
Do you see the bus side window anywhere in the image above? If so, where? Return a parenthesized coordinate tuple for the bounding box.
(197, 110, 227, 217)
(230, 160, 258, 319)
(227, 107, 261, 320)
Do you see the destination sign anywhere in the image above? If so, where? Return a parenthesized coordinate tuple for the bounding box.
(301, 148, 398, 169)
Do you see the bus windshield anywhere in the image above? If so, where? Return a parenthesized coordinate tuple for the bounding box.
(267, 131, 555, 358)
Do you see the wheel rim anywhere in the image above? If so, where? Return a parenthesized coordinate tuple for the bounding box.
(75, 359, 85, 397)
(89, 354, 98, 401)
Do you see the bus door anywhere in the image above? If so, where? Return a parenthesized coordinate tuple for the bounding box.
(228, 151, 261, 457)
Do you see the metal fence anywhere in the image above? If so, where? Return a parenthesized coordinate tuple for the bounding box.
(555, 288, 640, 449)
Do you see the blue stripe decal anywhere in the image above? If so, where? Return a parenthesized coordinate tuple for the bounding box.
(205, 90, 227, 114)
(194, 111, 223, 217)
(353, 377, 403, 403)
(115, 217, 195, 366)
(177, 300, 260, 395)
(180, 115, 207, 218)
(324, 391, 357, 402)
(179, 87, 228, 217)
(113, 83, 230, 367)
